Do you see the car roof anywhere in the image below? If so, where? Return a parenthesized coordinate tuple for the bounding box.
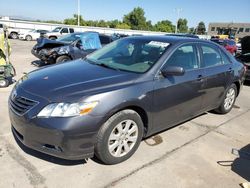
(126, 35, 203, 44)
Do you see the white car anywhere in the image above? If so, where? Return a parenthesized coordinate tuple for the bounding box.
(19, 29, 49, 41)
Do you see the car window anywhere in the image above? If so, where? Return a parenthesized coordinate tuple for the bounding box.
(52, 27, 61, 32)
(69, 28, 74, 33)
(201, 45, 223, 67)
(86, 38, 170, 73)
(165, 45, 198, 70)
(61, 28, 69, 33)
(99, 35, 111, 45)
(220, 50, 231, 64)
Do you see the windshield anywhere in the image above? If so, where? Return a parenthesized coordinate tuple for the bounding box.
(52, 27, 61, 32)
(86, 38, 170, 73)
(56, 33, 82, 43)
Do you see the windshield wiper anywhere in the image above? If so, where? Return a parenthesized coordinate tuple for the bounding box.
(97, 63, 120, 71)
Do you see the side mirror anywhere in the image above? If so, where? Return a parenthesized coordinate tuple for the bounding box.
(161, 66, 185, 77)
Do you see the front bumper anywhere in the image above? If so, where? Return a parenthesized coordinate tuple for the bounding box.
(31, 48, 55, 63)
(9, 87, 105, 160)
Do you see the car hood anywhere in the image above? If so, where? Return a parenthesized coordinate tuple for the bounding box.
(34, 38, 68, 50)
(19, 60, 139, 102)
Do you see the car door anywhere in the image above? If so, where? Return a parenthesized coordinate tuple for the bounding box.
(152, 43, 205, 132)
(199, 44, 234, 111)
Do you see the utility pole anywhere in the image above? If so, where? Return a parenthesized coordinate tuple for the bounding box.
(77, 0, 80, 26)
(174, 8, 182, 33)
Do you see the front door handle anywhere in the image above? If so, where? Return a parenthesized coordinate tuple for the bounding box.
(228, 67, 233, 73)
(197, 75, 204, 82)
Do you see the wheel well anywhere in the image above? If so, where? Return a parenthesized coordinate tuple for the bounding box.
(49, 36, 57, 39)
(121, 106, 149, 136)
(234, 81, 240, 96)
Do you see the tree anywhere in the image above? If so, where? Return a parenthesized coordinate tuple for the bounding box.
(109, 20, 120, 28)
(63, 14, 86, 26)
(154, 20, 175, 33)
(97, 20, 109, 27)
(123, 7, 147, 30)
(189, 27, 195, 34)
(177, 18, 188, 33)
(115, 23, 131, 29)
(196, 21, 206, 34)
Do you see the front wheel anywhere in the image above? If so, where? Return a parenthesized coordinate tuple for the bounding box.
(215, 83, 237, 114)
(25, 35, 32, 41)
(56, 55, 71, 63)
(94, 110, 144, 165)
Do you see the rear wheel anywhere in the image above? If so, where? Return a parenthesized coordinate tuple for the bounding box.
(10, 32, 18, 39)
(0, 79, 9, 88)
(215, 83, 237, 114)
(25, 35, 32, 41)
(56, 55, 71, 63)
(95, 110, 143, 165)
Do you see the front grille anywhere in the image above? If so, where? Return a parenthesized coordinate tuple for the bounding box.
(9, 96, 38, 115)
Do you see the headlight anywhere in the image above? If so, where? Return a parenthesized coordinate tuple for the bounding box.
(37, 101, 99, 118)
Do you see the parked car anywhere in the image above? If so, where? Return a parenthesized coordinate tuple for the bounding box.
(9, 36, 245, 165)
(31, 32, 103, 64)
(7, 28, 20, 39)
(236, 36, 250, 81)
(223, 39, 237, 56)
(44, 27, 74, 40)
(236, 41, 242, 54)
(19, 29, 49, 41)
(211, 38, 237, 55)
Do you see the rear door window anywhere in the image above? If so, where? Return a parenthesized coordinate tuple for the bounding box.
(201, 45, 223, 67)
(165, 44, 199, 70)
(69, 28, 74, 33)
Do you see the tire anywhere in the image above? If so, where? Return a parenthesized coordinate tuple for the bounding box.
(215, 83, 237, 114)
(95, 109, 144, 165)
(49, 36, 57, 40)
(25, 35, 32, 41)
(0, 79, 9, 88)
(10, 32, 18, 39)
(56, 55, 71, 63)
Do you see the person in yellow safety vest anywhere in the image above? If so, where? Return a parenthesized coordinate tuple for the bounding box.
(0, 26, 11, 66)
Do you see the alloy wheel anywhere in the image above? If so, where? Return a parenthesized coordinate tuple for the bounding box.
(224, 88, 236, 110)
(108, 120, 138, 157)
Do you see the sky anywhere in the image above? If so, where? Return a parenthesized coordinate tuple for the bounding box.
(0, 0, 250, 28)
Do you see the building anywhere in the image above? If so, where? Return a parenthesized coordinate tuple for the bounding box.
(208, 22, 250, 39)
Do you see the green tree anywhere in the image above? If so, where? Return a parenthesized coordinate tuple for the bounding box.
(115, 23, 131, 29)
(109, 20, 120, 28)
(189, 27, 195, 34)
(97, 20, 109, 27)
(177, 18, 188, 33)
(196, 21, 206, 34)
(63, 14, 86, 26)
(154, 20, 175, 32)
(123, 7, 147, 30)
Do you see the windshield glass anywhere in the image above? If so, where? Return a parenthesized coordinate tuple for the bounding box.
(52, 27, 61, 32)
(86, 38, 170, 73)
(56, 33, 83, 43)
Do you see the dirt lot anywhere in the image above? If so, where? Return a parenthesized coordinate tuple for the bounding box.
(0, 39, 250, 188)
